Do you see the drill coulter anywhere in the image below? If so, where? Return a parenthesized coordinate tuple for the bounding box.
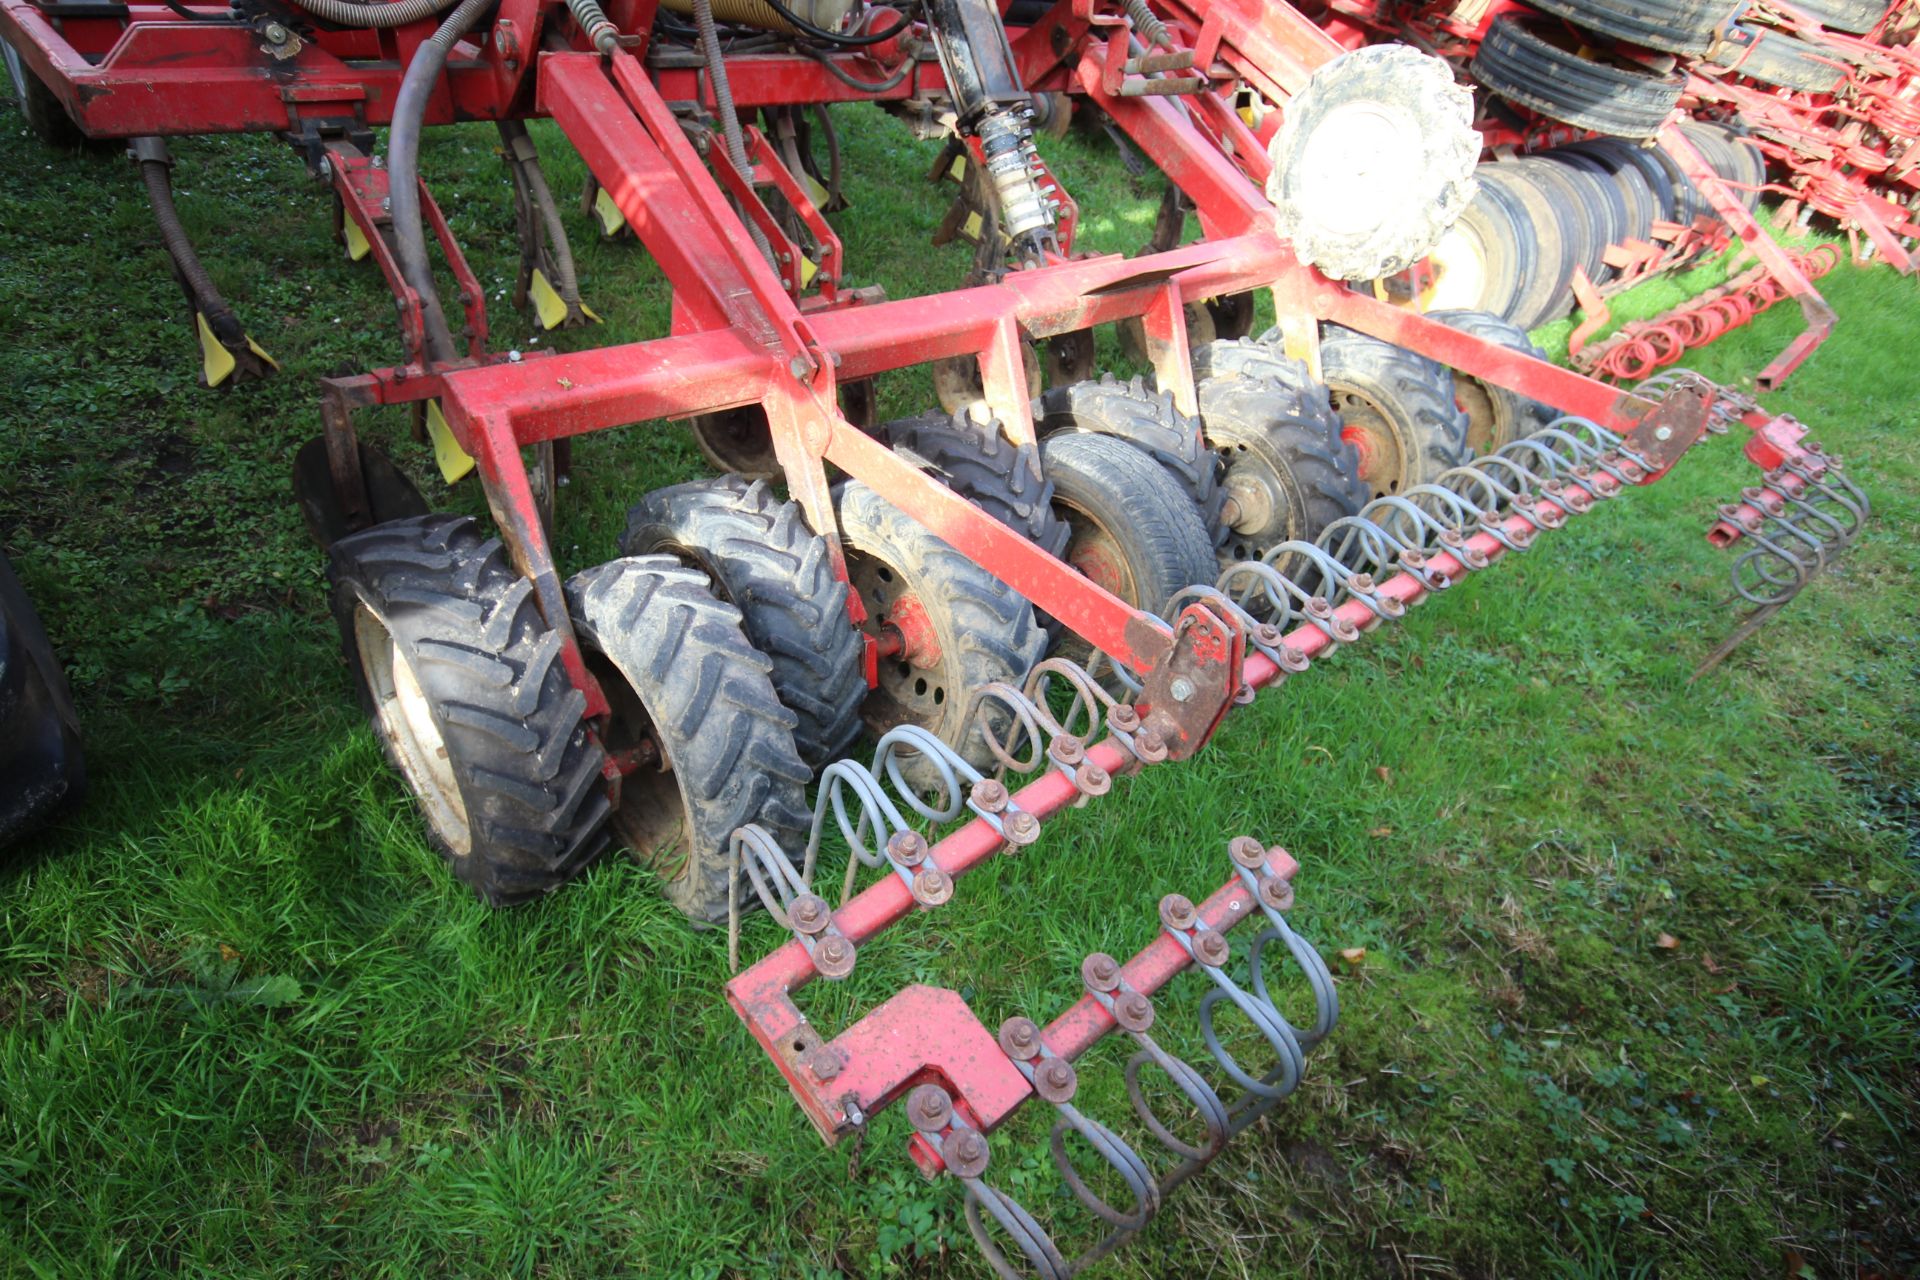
(0, 0, 1878, 1263)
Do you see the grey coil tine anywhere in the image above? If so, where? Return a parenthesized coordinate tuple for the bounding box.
(1265, 539, 1398, 619)
(1215, 558, 1308, 629)
(1355, 496, 1464, 580)
(873, 724, 976, 825)
(1785, 462, 1869, 533)
(1762, 511, 1831, 577)
(727, 823, 806, 972)
(1123, 1034, 1231, 1162)
(811, 756, 912, 882)
(1168, 925, 1305, 1100)
(963, 1179, 1072, 1280)
(1313, 514, 1401, 580)
(1025, 658, 1107, 744)
(964, 679, 1051, 775)
(1766, 481, 1855, 548)
(1048, 1102, 1159, 1230)
(1732, 534, 1811, 606)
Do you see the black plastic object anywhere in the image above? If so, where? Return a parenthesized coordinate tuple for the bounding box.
(0, 552, 85, 848)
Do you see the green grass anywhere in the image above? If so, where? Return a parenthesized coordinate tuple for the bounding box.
(1, 99, 1917, 1280)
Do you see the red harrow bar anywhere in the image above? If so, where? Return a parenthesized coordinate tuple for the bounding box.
(0, 0, 1877, 1266)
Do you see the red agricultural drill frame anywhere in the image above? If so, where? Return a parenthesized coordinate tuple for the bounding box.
(0, 0, 1876, 1267)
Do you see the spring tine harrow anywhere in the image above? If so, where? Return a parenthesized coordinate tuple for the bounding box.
(717, 376, 1809, 1274)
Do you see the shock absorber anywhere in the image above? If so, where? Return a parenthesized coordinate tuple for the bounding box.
(927, 0, 1057, 264)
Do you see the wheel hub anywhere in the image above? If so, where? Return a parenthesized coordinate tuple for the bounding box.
(1333, 390, 1409, 497)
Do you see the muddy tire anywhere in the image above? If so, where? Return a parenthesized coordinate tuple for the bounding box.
(1524, 0, 1739, 54)
(883, 409, 1070, 559)
(688, 407, 779, 480)
(621, 475, 865, 770)
(0, 552, 85, 847)
(1266, 44, 1480, 281)
(1708, 26, 1846, 91)
(565, 556, 812, 923)
(1786, 0, 1888, 33)
(1039, 432, 1218, 641)
(1476, 163, 1583, 327)
(1037, 375, 1227, 553)
(1195, 361, 1367, 568)
(328, 515, 610, 906)
(1427, 310, 1556, 454)
(836, 480, 1046, 784)
(1319, 327, 1470, 497)
(1471, 16, 1686, 140)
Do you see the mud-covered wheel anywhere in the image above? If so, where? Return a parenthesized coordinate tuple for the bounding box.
(1206, 292, 1258, 342)
(1195, 362, 1367, 567)
(3, 37, 90, 150)
(1265, 44, 1480, 282)
(1038, 432, 1218, 646)
(1319, 326, 1470, 496)
(566, 556, 812, 922)
(1471, 15, 1686, 140)
(1428, 309, 1555, 454)
(1037, 374, 1227, 553)
(836, 481, 1046, 782)
(688, 406, 779, 480)
(884, 409, 1069, 558)
(328, 516, 611, 905)
(621, 475, 865, 769)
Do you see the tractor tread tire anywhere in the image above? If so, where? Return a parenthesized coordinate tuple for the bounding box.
(1039, 432, 1219, 620)
(565, 555, 812, 923)
(1786, 0, 1888, 33)
(1471, 15, 1686, 140)
(884, 410, 1070, 559)
(328, 515, 610, 907)
(1320, 326, 1472, 493)
(1524, 0, 1739, 54)
(621, 475, 866, 769)
(835, 480, 1046, 781)
(1428, 309, 1556, 454)
(1709, 26, 1846, 91)
(1192, 337, 1321, 403)
(1037, 374, 1228, 553)
(1196, 368, 1368, 565)
(4, 39, 90, 150)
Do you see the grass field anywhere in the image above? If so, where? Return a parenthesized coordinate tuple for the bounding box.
(0, 93, 1916, 1280)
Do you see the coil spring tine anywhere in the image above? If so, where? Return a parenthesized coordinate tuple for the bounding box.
(1250, 922, 1339, 1049)
(1437, 462, 1517, 512)
(1123, 1036, 1231, 1163)
(1732, 531, 1812, 606)
(873, 724, 979, 826)
(1541, 415, 1624, 454)
(1215, 558, 1307, 628)
(963, 679, 1051, 775)
(1763, 510, 1832, 576)
(962, 1178, 1072, 1280)
(727, 823, 805, 972)
(1195, 972, 1306, 1100)
(811, 757, 912, 880)
(1766, 479, 1855, 546)
(1047, 1104, 1160, 1230)
(1024, 657, 1110, 745)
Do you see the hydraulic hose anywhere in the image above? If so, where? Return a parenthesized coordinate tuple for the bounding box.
(131, 137, 243, 343)
(692, 0, 776, 266)
(292, 0, 461, 29)
(385, 0, 493, 364)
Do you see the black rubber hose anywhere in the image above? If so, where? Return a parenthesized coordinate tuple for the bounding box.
(386, 0, 493, 364)
(294, 0, 462, 28)
(133, 138, 243, 342)
(753, 0, 919, 46)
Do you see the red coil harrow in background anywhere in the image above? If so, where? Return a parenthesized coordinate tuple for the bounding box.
(1573, 245, 1843, 383)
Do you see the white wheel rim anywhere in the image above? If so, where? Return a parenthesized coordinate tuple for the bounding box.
(356, 604, 471, 855)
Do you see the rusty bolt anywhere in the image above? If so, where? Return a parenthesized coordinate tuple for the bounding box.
(1306, 596, 1333, 618)
(1229, 835, 1266, 870)
(1082, 952, 1121, 993)
(1233, 683, 1255, 706)
(998, 1016, 1041, 1060)
(1259, 875, 1296, 912)
(1076, 763, 1111, 796)
(1114, 990, 1154, 1032)
(1254, 623, 1283, 648)
(1654, 425, 1673, 442)
(789, 893, 830, 935)
(1134, 727, 1167, 760)
(913, 867, 954, 907)
(1159, 893, 1197, 932)
(789, 355, 813, 381)
(1350, 572, 1375, 592)
(1108, 705, 1139, 733)
(1050, 734, 1085, 765)
(1003, 810, 1040, 847)
(1169, 677, 1195, 703)
(810, 1046, 845, 1081)
(1193, 929, 1230, 968)
(945, 1129, 990, 1178)
(1279, 645, 1309, 673)
(812, 935, 856, 979)
(907, 1084, 952, 1132)
(971, 778, 1008, 814)
(887, 829, 928, 867)
(1034, 1057, 1077, 1103)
